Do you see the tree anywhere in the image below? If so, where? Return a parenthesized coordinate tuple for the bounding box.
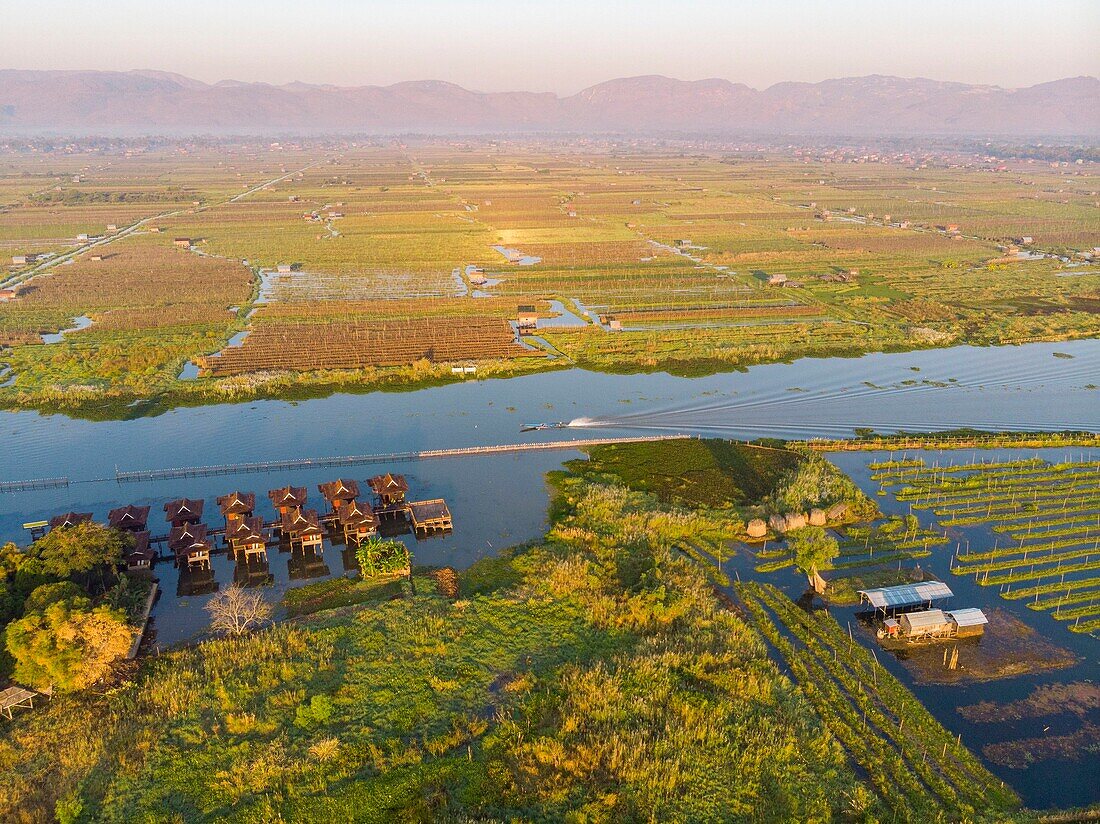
(30, 523, 128, 592)
(204, 584, 272, 637)
(788, 526, 839, 593)
(4, 583, 133, 691)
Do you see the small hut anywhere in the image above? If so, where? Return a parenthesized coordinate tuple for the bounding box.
(169, 522, 211, 569)
(216, 491, 256, 527)
(280, 508, 324, 551)
(108, 504, 150, 533)
(946, 608, 988, 638)
(126, 531, 155, 570)
(48, 511, 93, 531)
(226, 516, 268, 562)
(318, 479, 360, 514)
(164, 498, 204, 526)
(335, 499, 379, 545)
(268, 486, 308, 516)
(516, 304, 539, 334)
(898, 609, 954, 640)
(369, 473, 409, 508)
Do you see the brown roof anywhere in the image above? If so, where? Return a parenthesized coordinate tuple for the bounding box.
(216, 491, 256, 516)
(49, 511, 93, 530)
(127, 531, 155, 562)
(336, 499, 379, 528)
(280, 508, 324, 537)
(368, 473, 409, 495)
(227, 516, 266, 544)
(168, 522, 210, 555)
(268, 486, 308, 508)
(108, 504, 150, 531)
(164, 498, 204, 523)
(318, 479, 360, 503)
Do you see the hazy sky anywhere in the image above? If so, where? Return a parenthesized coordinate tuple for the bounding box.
(6, 0, 1098, 92)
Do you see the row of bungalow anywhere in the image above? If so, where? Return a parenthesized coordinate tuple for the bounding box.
(42, 472, 451, 575)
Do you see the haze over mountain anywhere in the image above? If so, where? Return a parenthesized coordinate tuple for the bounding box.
(1, 69, 1097, 136)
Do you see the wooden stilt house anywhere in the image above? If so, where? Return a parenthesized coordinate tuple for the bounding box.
(280, 508, 324, 551)
(108, 504, 150, 533)
(268, 486, 308, 517)
(126, 531, 155, 570)
(164, 498, 204, 527)
(368, 473, 409, 512)
(168, 522, 212, 569)
(48, 511, 92, 531)
(216, 491, 255, 529)
(318, 479, 361, 514)
(335, 499, 379, 545)
(226, 516, 268, 562)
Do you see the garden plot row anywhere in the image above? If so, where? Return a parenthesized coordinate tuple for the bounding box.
(197, 317, 539, 376)
(873, 457, 1100, 635)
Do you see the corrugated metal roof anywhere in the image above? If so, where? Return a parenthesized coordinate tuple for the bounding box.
(947, 608, 988, 628)
(858, 581, 953, 608)
(901, 609, 949, 630)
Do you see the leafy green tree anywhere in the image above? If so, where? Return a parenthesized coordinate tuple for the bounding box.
(355, 537, 410, 578)
(30, 523, 128, 592)
(788, 526, 839, 592)
(4, 583, 132, 691)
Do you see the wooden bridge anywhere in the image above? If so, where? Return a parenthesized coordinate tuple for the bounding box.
(0, 476, 69, 494)
(112, 434, 687, 483)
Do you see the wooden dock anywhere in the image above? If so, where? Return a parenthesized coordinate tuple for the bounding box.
(0, 476, 69, 494)
(111, 435, 686, 484)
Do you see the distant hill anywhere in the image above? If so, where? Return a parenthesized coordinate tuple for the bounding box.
(0, 69, 1097, 136)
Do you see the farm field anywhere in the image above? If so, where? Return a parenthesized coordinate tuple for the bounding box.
(0, 138, 1096, 416)
(872, 456, 1100, 635)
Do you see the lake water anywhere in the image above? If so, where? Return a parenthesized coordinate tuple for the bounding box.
(0, 338, 1097, 807)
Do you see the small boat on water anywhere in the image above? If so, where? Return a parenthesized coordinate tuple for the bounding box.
(520, 422, 568, 432)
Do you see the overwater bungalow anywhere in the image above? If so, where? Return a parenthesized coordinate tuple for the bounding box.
(280, 508, 324, 551)
(48, 511, 93, 531)
(225, 516, 268, 561)
(408, 499, 453, 536)
(108, 504, 150, 533)
(335, 499, 379, 545)
(268, 486, 308, 516)
(168, 522, 212, 570)
(216, 491, 256, 527)
(126, 531, 155, 570)
(318, 479, 360, 513)
(880, 607, 987, 643)
(164, 498, 204, 526)
(368, 473, 409, 508)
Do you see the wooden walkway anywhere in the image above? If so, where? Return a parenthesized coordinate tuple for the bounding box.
(112, 435, 687, 483)
(0, 476, 69, 494)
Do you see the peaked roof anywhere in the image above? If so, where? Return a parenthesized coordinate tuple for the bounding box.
(369, 473, 409, 493)
(169, 521, 209, 553)
(319, 479, 360, 502)
(108, 504, 150, 530)
(268, 486, 307, 507)
(164, 498, 204, 522)
(48, 511, 93, 529)
(227, 515, 266, 543)
(946, 608, 988, 628)
(901, 609, 949, 629)
(216, 491, 256, 515)
(281, 507, 323, 536)
(336, 499, 378, 527)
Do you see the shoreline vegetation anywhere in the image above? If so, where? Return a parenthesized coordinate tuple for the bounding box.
(2, 438, 1086, 820)
(1, 336, 1098, 421)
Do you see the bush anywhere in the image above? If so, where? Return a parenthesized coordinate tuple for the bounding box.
(355, 537, 410, 578)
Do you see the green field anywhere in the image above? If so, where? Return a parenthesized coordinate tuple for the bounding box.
(1, 139, 1097, 416)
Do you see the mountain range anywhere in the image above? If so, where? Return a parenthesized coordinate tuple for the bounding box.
(1, 70, 1097, 136)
